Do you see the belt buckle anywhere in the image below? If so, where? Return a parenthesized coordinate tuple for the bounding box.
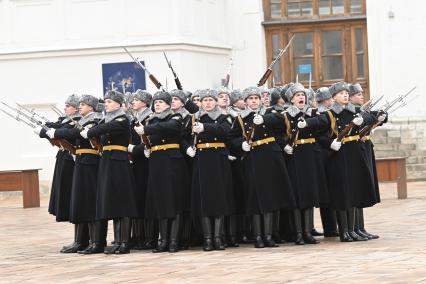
(153, 146, 158, 151)
(349, 136, 353, 141)
(301, 139, 305, 144)
(206, 143, 210, 148)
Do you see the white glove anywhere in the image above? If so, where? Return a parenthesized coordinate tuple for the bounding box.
(253, 114, 264, 125)
(193, 122, 204, 133)
(134, 125, 145, 135)
(71, 154, 76, 162)
(144, 148, 150, 158)
(352, 116, 363, 126)
(370, 128, 376, 135)
(186, 146, 196, 157)
(377, 114, 386, 122)
(33, 125, 43, 136)
(297, 119, 307, 129)
(80, 128, 89, 139)
(242, 141, 251, 152)
(330, 139, 342, 151)
(46, 128, 56, 139)
(228, 155, 237, 161)
(128, 144, 135, 153)
(284, 145, 293, 155)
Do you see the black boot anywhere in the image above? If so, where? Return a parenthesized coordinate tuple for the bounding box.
(227, 215, 239, 247)
(144, 219, 158, 250)
(272, 210, 282, 243)
(116, 217, 132, 254)
(354, 208, 371, 239)
(303, 208, 319, 244)
(264, 212, 279, 247)
(336, 210, 352, 242)
(131, 219, 145, 250)
(347, 208, 367, 241)
(294, 209, 304, 245)
(61, 223, 89, 253)
(320, 207, 339, 237)
(213, 217, 225, 250)
(105, 219, 121, 254)
(79, 220, 107, 254)
(169, 215, 181, 253)
(358, 208, 379, 239)
(179, 212, 191, 250)
(253, 214, 264, 248)
(153, 219, 169, 253)
(201, 217, 213, 251)
(310, 208, 323, 236)
(240, 215, 252, 243)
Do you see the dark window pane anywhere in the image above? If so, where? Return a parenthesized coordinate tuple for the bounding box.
(351, 0, 362, 14)
(301, 1, 313, 16)
(332, 0, 344, 14)
(270, 0, 282, 18)
(295, 58, 314, 82)
(323, 56, 343, 80)
(355, 28, 363, 52)
(272, 34, 282, 83)
(294, 33, 313, 56)
(288, 2, 300, 17)
(322, 31, 342, 54)
(357, 54, 365, 78)
(319, 0, 331, 15)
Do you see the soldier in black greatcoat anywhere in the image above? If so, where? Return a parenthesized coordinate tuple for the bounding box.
(315, 82, 377, 242)
(349, 83, 386, 239)
(229, 86, 296, 248)
(81, 90, 138, 254)
(135, 91, 189, 253)
(188, 89, 235, 251)
(127, 89, 154, 250)
(35, 94, 87, 253)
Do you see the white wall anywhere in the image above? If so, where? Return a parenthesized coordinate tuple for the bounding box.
(367, 0, 426, 118)
(0, 0, 266, 180)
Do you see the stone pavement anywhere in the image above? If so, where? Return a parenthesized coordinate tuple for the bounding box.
(1, 182, 426, 283)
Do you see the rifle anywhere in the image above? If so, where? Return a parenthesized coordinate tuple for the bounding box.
(51, 105, 65, 117)
(64, 113, 101, 150)
(223, 58, 233, 88)
(163, 51, 183, 90)
(361, 95, 384, 112)
(16, 103, 50, 123)
(287, 117, 304, 147)
(257, 35, 295, 87)
(134, 118, 151, 150)
(0, 102, 76, 154)
(123, 47, 164, 91)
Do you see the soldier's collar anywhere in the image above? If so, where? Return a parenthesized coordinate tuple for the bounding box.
(345, 102, 357, 113)
(136, 107, 153, 123)
(104, 108, 126, 123)
(227, 106, 243, 118)
(78, 112, 97, 126)
(197, 106, 223, 121)
(61, 112, 81, 124)
(317, 104, 330, 113)
(148, 108, 173, 121)
(173, 107, 190, 119)
(272, 104, 285, 112)
(286, 105, 305, 117)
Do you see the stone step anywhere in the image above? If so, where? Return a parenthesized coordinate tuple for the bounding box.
(373, 143, 416, 152)
(406, 163, 426, 172)
(407, 170, 426, 181)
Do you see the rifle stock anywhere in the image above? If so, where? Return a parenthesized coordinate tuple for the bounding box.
(336, 121, 355, 142)
(257, 69, 272, 87)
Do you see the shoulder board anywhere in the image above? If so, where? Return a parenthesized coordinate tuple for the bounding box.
(172, 116, 182, 120)
(226, 116, 233, 125)
(86, 123, 95, 129)
(115, 117, 126, 122)
(271, 109, 277, 113)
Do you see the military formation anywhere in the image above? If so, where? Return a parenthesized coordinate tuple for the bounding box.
(9, 79, 392, 255)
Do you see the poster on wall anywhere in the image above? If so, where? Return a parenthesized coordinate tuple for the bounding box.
(102, 61, 146, 95)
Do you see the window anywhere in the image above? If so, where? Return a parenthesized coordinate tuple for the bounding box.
(293, 33, 314, 82)
(322, 31, 343, 80)
(319, 0, 344, 16)
(272, 34, 283, 84)
(350, 0, 362, 14)
(288, 0, 313, 17)
(354, 28, 365, 78)
(270, 0, 282, 18)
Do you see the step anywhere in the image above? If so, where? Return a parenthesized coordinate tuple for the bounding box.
(406, 163, 426, 172)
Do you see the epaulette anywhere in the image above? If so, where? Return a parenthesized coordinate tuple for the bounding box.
(226, 116, 233, 125)
(86, 123, 95, 129)
(115, 117, 126, 122)
(271, 109, 277, 113)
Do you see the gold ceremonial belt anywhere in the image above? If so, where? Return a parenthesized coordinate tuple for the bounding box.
(294, 138, 316, 145)
(342, 135, 360, 144)
(150, 143, 180, 152)
(361, 136, 370, 141)
(196, 142, 226, 149)
(75, 149, 99, 155)
(102, 145, 128, 152)
(251, 137, 276, 148)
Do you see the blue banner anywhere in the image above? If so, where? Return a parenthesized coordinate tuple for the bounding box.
(102, 61, 146, 95)
(298, 64, 312, 74)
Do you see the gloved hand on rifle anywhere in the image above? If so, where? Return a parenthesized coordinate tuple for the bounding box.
(330, 139, 342, 151)
(377, 113, 387, 122)
(186, 146, 196, 157)
(253, 114, 264, 125)
(228, 155, 237, 161)
(242, 141, 251, 152)
(80, 128, 89, 139)
(144, 148, 150, 158)
(193, 122, 204, 133)
(284, 144, 293, 155)
(352, 116, 364, 126)
(46, 128, 56, 139)
(33, 125, 43, 136)
(128, 144, 135, 153)
(134, 125, 145, 135)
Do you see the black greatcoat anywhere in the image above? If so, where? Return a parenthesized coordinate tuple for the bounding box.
(144, 112, 189, 220)
(130, 114, 151, 219)
(317, 104, 377, 210)
(191, 113, 234, 217)
(229, 110, 296, 215)
(54, 117, 100, 223)
(282, 108, 328, 209)
(87, 114, 138, 220)
(41, 118, 77, 222)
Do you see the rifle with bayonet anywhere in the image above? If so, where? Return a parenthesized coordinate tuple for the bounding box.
(64, 113, 101, 150)
(0, 102, 76, 154)
(223, 58, 233, 88)
(163, 51, 183, 90)
(123, 47, 164, 91)
(257, 35, 295, 87)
